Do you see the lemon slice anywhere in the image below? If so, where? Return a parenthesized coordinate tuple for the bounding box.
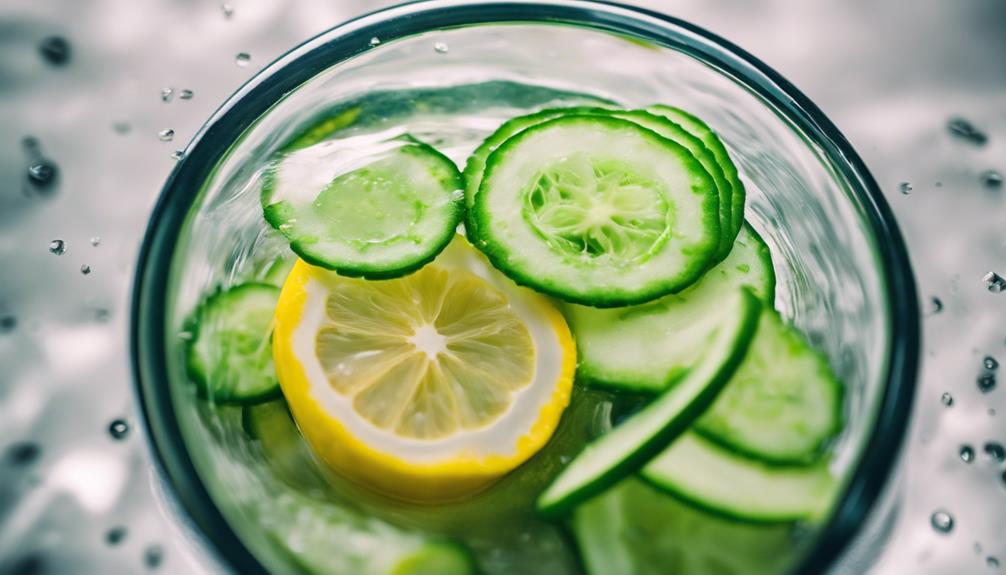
(273, 237, 575, 501)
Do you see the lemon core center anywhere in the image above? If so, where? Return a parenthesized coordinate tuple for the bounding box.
(409, 324, 448, 359)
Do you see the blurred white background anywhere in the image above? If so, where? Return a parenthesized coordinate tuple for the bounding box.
(0, 0, 1004, 573)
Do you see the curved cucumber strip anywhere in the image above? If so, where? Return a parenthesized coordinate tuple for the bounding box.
(695, 307, 844, 464)
(573, 478, 797, 575)
(649, 105, 745, 247)
(536, 289, 762, 517)
(263, 137, 463, 279)
(641, 433, 837, 523)
(472, 115, 720, 307)
(567, 223, 774, 392)
(186, 283, 281, 404)
(465, 107, 733, 260)
(261, 256, 296, 287)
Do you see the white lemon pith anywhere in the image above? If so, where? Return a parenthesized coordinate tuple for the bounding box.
(273, 238, 575, 501)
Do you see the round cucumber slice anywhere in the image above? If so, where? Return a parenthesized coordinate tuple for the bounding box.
(566, 223, 775, 392)
(641, 433, 837, 523)
(536, 289, 762, 517)
(650, 105, 745, 246)
(263, 138, 464, 279)
(694, 307, 844, 465)
(573, 478, 798, 575)
(186, 283, 281, 404)
(472, 115, 721, 307)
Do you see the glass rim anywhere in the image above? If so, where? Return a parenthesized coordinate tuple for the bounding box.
(130, 1, 921, 573)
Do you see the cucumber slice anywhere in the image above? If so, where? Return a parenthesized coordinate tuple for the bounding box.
(536, 289, 762, 517)
(242, 400, 329, 490)
(472, 115, 721, 307)
(641, 432, 836, 523)
(262, 138, 464, 279)
(694, 307, 844, 464)
(573, 478, 797, 575)
(566, 223, 774, 392)
(465, 108, 734, 261)
(261, 256, 296, 287)
(186, 283, 281, 404)
(649, 105, 745, 244)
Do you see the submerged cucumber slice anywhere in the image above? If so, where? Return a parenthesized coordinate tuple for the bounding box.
(573, 478, 797, 575)
(263, 138, 463, 279)
(566, 223, 774, 392)
(641, 433, 837, 523)
(695, 307, 844, 464)
(536, 289, 762, 517)
(186, 283, 281, 404)
(649, 105, 745, 245)
(472, 115, 721, 307)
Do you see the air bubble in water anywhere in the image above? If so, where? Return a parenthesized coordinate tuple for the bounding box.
(105, 526, 127, 545)
(369, 37, 381, 47)
(984, 271, 1006, 293)
(433, 42, 449, 54)
(160, 87, 174, 102)
(929, 296, 943, 314)
(170, 150, 186, 161)
(235, 52, 251, 67)
(39, 36, 71, 65)
(158, 129, 175, 142)
(940, 392, 954, 406)
(899, 182, 913, 194)
(947, 117, 988, 146)
(48, 239, 65, 255)
(179, 89, 193, 100)
(80, 264, 91, 275)
(144, 544, 164, 568)
(990, 557, 1000, 569)
(930, 510, 954, 533)
(221, 3, 234, 19)
(108, 419, 130, 440)
(90, 236, 101, 247)
(959, 445, 975, 463)
(985, 356, 999, 370)
(984, 442, 1005, 462)
(28, 161, 58, 187)
(113, 122, 131, 134)
(977, 373, 996, 393)
(981, 170, 1003, 189)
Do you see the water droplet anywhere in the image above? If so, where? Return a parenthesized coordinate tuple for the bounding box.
(960, 445, 975, 463)
(90, 236, 101, 247)
(179, 89, 193, 100)
(985, 356, 999, 370)
(160, 87, 173, 102)
(170, 150, 186, 161)
(158, 129, 175, 142)
(929, 296, 943, 314)
(221, 3, 234, 19)
(48, 239, 65, 255)
(235, 52, 251, 67)
(27, 161, 58, 187)
(930, 509, 954, 533)
(144, 544, 164, 569)
(39, 36, 71, 65)
(433, 42, 449, 54)
(105, 526, 127, 545)
(22, 136, 39, 151)
(984, 442, 1005, 462)
(113, 121, 131, 134)
(108, 419, 130, 440)
(984, 271, 1006, 293)
(899, 182, 913, 194)
(977, 373, 997, 393)
(981, 170, 1003, 189)
(1, 315, 17, 333)
(990, 557, 1001, 569)
(947, 117, 988, 146)
(80, 264, 91, 275)
(369, 36, 381, 47)
(4, 442, 41, 466)
(940, 392, 954, 406)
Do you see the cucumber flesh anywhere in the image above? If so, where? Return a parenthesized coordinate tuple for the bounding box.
(536, 289, 762, 517)
(186, 283, 281, 404)
(649, 105, 745, 244)
(242, 400, 329, 490)
(695, 307, 844, 464)
(641, 432, 837, 523)
(472, 115, 721, 307)
(573, 478, 797, 575)
(261, 256, 296, 287)
(566, 223, 774, 392)
(263, 136, 463, 279)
